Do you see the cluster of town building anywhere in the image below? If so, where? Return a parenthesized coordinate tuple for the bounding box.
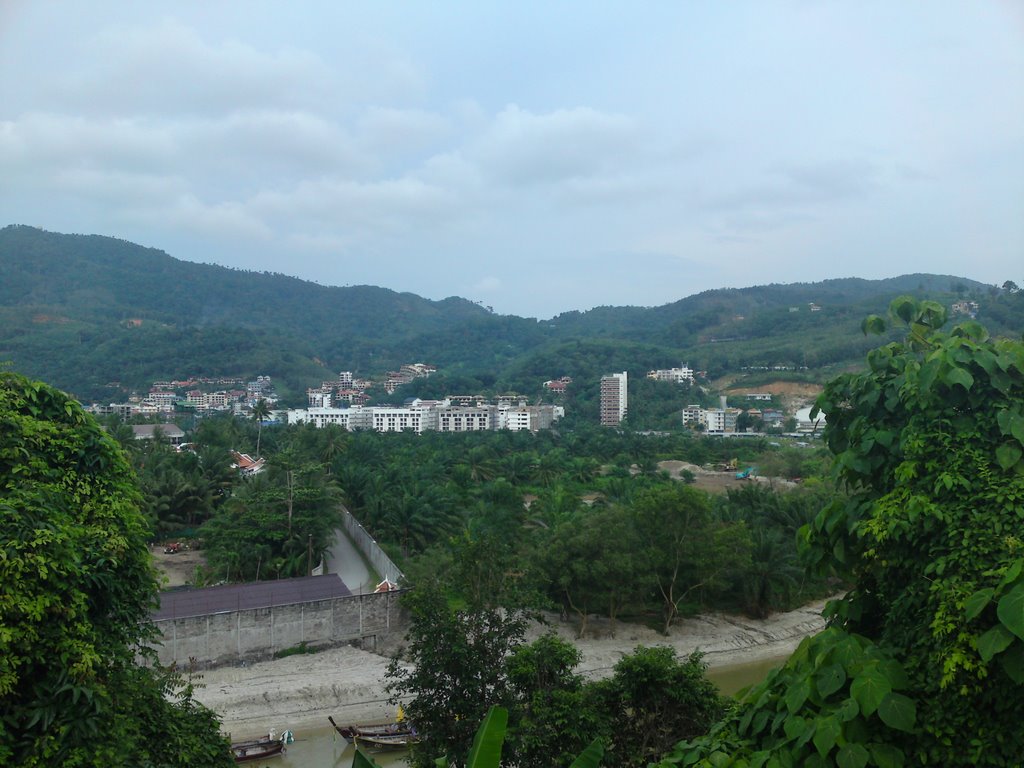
(597, 364, 802, 435)
(598, 366, 698, 428)
(88, 355, 813, 441)
(88, 375, 277, 418)
(288, 395, 563, 434)
(681, 395, 786, 434)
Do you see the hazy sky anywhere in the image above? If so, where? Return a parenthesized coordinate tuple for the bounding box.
(2, 2, 1021, 318)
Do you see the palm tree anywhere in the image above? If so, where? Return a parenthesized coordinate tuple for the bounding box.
(319, 425, 347, 473)
(742, 528, 803, 618)
(251, 398, 271, 457)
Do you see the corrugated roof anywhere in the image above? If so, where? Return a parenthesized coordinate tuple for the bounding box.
(152, 574, 352, 620)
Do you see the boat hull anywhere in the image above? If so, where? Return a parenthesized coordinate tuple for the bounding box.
(231, 738, 284, 762)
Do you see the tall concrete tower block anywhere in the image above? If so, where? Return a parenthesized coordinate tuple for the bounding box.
(600, 371, 628, 426)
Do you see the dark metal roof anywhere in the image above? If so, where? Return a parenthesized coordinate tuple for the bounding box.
(152, 574, 352, 620)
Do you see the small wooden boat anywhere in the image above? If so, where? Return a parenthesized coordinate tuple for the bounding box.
(328, 715, 417, 745)
(231, 729, 293, 762)
(353, 731, 419, 750)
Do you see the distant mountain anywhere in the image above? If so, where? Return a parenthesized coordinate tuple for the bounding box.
(1, 225, 1017, 404)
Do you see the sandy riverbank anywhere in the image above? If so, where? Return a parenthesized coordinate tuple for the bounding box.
(191, 599, 828, 740)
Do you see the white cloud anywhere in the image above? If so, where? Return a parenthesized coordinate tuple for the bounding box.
(472, 104, 640, 188)
(151, 194, 273, 241)
(0, 2, 1020, 318)
(250, 176, 456, 234)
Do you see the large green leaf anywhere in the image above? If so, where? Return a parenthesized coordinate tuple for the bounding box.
(835, 697, 860, 722)
(943, 366, 974, 391)
(869, 743, 905, 768)
(1001, 559, 1024, 588)
(812, 716, 841, 757)
(352, 748, 383, 768)
(816, 663, 847, 699)
(978, 624, 1015, 662)
(996, 443, 1023, 471)
(850, 670, 890, 717)
(783, 715, 809, 741)
(877, 692, 916, 732)
(997, 582, 1024, 640)
(861, 315, 886, 336)
(998, 641, 1024, 684)
(1004, 411, 1024, 444)
(784, 678, 811, 714)
(965, 588, 995, 621)
(836, 743, 870, 768)
(465, 706, 508, 768)
(568, 737, 604, 768)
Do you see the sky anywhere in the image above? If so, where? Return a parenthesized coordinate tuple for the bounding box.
(1, 2, 1022, 319)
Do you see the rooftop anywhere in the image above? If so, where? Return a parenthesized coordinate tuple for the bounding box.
(152, 574, 353, 620)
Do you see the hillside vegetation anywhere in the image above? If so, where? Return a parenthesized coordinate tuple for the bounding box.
(2, 225, 1020, 404)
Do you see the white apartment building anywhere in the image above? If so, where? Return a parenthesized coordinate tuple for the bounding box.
(147, 390, 178, 409)
(288, 406, 371, 430)
(681, 404, 704, 427)
(371, 406, 436, 433)
(307, 388, 332, 408)
(185, 390, 234, 411)
(88, 403, 135, 419)
(600, 372, 628, 427)
(496, 404, 565, 432)
(436, 405, 493, 432)
(499, 408, 532, 431)
(285, 400, 562, 435)
(647, 364, 695, 384)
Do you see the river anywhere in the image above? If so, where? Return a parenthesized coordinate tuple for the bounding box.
(262, 652, 790, 768)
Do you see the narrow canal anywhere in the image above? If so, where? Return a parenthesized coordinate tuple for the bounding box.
(262, 652, 790, 767)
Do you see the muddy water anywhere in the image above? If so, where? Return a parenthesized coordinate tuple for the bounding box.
(262, 728, 408, 767)
(706, 652, 790, 696)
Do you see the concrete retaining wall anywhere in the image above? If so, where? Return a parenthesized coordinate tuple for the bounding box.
(152, 589, 403, 668)
(341, 506, 404, 584)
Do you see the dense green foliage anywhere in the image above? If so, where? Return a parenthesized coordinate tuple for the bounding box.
(353, 705, 604, 768)
(4, 225, 1020, 406)
(124, 411, 834, 623)
(385, 536, 535, 768)
(659, 299, 1024, 767)
(385, 542, 725, 768)
(0, 373, 232, 767)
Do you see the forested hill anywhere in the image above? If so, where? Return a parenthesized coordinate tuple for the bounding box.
(2, 225, 1019, 403)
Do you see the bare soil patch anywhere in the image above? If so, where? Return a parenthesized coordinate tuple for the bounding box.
(658, 460, 774, 495)
(152, 547, 207, 589)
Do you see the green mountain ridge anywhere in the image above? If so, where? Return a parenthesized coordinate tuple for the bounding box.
(2, 225, 1018, 404)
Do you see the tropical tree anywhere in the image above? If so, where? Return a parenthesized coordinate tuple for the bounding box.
(251, 397, 271, 457)
(662, 298, 1024, 766)
(538, 505, 643, 637)
(590, 647, 725, 767)
(739, 527, 804, 618)
(0, 372, 233, 767)
(318, 423, 348, 472)
(631, 485, 752, 633)
(385, 535, 535, 768)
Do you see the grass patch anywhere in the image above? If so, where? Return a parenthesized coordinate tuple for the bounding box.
(273, 641, 320, 659)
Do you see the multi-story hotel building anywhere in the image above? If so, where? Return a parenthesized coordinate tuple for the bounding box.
(600, 371, 628, 426)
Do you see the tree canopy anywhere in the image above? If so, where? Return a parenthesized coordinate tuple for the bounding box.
(660, 298, 1024, 767)
(0, 372, 232, 767)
